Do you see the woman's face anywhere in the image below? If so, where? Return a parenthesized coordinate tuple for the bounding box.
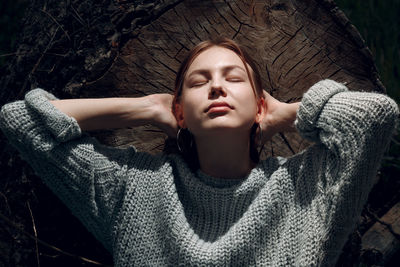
(175, 46, 264, 138)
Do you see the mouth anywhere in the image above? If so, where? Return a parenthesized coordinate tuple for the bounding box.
(205, 101, 233, 113)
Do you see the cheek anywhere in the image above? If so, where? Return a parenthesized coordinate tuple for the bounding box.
(240, 104, 259, 126)
(181, 88, 203, 113)
(235, 87, 258, 114)
(239, 99, 260, 127)
(182, 103, 195, 121)
(182, 105, 202, 133)
(180, 95, 200, 124)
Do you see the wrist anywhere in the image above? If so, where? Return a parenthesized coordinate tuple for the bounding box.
(282, 102, 300, 132)
(262, 102, 299, 136)
(131, 95, 162, 127)
(145, 94, 177, 137)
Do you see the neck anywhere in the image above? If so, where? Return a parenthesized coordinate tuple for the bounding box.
(194, 131, 254, 179)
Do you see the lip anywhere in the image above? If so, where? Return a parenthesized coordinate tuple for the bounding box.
(205, 101, 233, 113)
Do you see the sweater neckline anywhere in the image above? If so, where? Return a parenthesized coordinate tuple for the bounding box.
(169, 154, 270, 192)
(195, 169, 247, 188)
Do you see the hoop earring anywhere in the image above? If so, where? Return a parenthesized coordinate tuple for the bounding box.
(257, 123, 265, 159)
(257, 123, 263, 147)
(177, 128, 184, 153)
(177, 128, 193, 153)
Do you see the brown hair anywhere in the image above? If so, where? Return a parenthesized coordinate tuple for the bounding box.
(172, 38, 264, 166)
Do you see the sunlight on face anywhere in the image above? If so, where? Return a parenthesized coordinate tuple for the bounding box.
(176, 46, 261, 138)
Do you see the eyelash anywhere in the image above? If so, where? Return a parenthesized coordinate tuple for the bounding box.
(227, 77, 243, 82)
(191, 81, 208, 87)
(190, 76, 244, 87)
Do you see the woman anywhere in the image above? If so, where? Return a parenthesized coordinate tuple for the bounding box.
(0, 38, 398, 266)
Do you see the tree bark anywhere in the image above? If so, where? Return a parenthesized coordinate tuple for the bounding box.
(0, 0, 393, 266)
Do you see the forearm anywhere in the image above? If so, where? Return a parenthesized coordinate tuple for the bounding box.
(50, 96, 155, 131)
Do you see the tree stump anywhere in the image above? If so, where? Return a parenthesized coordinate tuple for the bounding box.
(0, 0, 391, 266)
(68, 0, 384, 158)
(361, 202, 400, 265)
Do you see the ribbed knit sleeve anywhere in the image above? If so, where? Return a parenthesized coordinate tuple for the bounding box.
(293, 79, 399, 265)
(0, 89, 138, 252)
(296, 79, 398, 172)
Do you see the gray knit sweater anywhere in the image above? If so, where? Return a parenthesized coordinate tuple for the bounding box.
(0, 80, 398, 266)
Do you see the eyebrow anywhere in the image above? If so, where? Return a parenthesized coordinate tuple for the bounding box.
(187, 65, 247, 78)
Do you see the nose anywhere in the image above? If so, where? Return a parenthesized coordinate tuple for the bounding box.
(208, 79, 227, 99)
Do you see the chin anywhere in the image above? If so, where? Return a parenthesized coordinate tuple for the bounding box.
(187, 115, 254, 135)
(194, 122, 253, 136)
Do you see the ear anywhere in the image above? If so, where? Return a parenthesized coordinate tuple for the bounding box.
(255, 97, 266, 124)
(174, 102, 187, 128)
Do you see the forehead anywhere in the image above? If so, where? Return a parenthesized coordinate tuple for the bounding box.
(186, 46, 245, 74)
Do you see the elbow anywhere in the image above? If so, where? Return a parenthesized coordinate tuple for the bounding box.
(0, 101, 24, 135)
(374, 94, 399, 133)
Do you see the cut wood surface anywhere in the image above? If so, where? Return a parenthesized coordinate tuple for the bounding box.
(77, 0, 384, 158)
(0, 0, 393, 266)
(361, 202, 400, 264)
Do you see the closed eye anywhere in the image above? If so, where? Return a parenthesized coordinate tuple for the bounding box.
(190, 80, 208, 87)
(226, 77, 244, 82)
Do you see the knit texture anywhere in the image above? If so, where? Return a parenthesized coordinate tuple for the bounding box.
(0, 80, 398, 266)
